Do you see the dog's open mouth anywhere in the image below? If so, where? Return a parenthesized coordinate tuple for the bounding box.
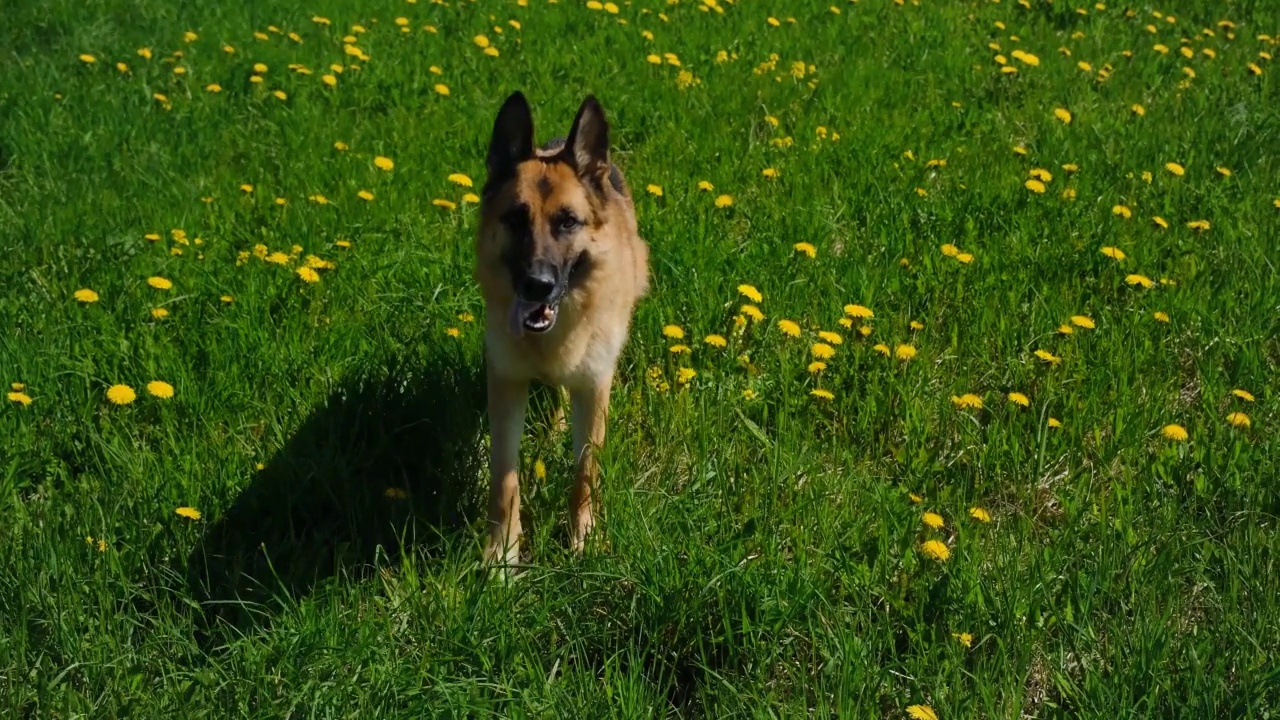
(508, 298, 559, 336)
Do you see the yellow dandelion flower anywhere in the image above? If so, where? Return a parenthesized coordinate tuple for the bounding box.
(940, 244, 960, 257)
(646, 184, 664, 197)
(741, 304, 764, 322)
(952, 393, 984, 410)
(150, 307, 169, 319)
(662, 325, 685, 340)
(1216, 166, 1232, 177)
(1011, 49, 1040, 66)
(357, 189, 374, 201)
(1248, 63, 1263, 76)
(1101, 246, 1127, 261)
(777, 319, 801, 337)
(910, 321, 924, 331)
(807, 361, 827, 374)
(106, 384, 136, 405)
(844, 304, 874, 319)
(1231, 389, 1255, 402)
(954, 632, 974, 648)
(1164, 162, 1186, 176)
(79, 53, 98, 64)
(1152, 311, 1170, 323)
(1125, 274, 1155, 289)
(175, 506, 202, 520)
(447, 173, 474, 187)
(1058, 324, 1075, 335)
(433, 83, 451, 96)
(697, 180, 714, 191)
(873, 343, 890, 356)
(1070, 315, 1095, 329)
(817, 331, 842, 345)
(811, 342, 835, 359)
(714, 194, 734, 208)
(1112, 204, 1133, 219)
(1008, 392, 1030, 407)
(909, 493, 923, 504)
(264, 251, 289, 265)
(810, 388, 835, 401)
(1226, 412, 1251, 428)
(1029, 168, 1053, 183)
(704, 334, 727, 348)
(136, 47, 152, 60)
(1186, 219, 1211, 231)
(919, 540, 951, 562)
(205, 83, 222, 93)
(1162, 424, 1188, 441)
(1025, 179, 1047, 194)
(1153, 216, 1169, 229)
(1048, 417, 1062, 428)
(8, 391, 32, 406)
(444, 327, 462, 338)
(146, 381, 174, 399)
(737, 284, 762, 303)
(462, 192, 480, 203)
(956, 253, 974, 264)
(676, 367, 697, 385)
(220, 295, 234, 303)
(1054, 107, 1073, 124)
(1034, 349, 1062, 365)
(895, 344, 917, 361)
(969, 507, 992, 523)
(793, 242, 816, 258)
(297, 266, 320, 283)
(374, 156, 394, 171)
(147, 276, 172, 290)
(669, 344, 691, 355)
(74, 288, 99, 303)
(838, 318, 853, 329)
(922, 512, 944, 529)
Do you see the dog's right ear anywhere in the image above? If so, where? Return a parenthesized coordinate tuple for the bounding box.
(486, 92, 534, 182)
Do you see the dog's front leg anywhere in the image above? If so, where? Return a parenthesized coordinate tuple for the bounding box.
(485, 370, 529, 567)
(568, 374, 612, 554)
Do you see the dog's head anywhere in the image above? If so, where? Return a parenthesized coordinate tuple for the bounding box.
(476, 92, 627, 337)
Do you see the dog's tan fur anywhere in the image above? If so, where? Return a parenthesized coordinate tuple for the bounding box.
(474, 93, 648, 565)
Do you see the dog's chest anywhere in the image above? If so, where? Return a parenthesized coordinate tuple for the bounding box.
(487, 309, 629, 389)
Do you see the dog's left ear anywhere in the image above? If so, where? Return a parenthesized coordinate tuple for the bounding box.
(565, 96, 610, 188)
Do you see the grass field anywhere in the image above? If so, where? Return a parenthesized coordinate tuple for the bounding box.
(3, 0, 1279, 716)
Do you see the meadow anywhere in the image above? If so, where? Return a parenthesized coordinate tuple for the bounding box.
(2, 0, 1279, 716)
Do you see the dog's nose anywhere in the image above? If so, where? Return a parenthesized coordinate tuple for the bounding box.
(519, 265, 558, 302)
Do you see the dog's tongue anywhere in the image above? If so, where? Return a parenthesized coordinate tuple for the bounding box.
(508, 298, 541, 337)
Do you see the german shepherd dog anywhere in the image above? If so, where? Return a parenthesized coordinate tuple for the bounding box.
(475, 92, 649, 566)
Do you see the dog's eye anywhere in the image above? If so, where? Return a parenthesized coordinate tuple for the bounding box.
(555, 213, 581, 233)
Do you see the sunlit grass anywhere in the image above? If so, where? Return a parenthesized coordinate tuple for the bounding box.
(1, 0, 1277, 715)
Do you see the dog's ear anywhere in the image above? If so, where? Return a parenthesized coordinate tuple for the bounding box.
(487, 92, 534, 182)
(565, 96, 611, 188)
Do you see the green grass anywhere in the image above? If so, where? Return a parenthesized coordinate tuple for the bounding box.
(3, 0, 1279, 716)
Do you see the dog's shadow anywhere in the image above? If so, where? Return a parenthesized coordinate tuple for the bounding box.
(186, 350, 487, 639)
